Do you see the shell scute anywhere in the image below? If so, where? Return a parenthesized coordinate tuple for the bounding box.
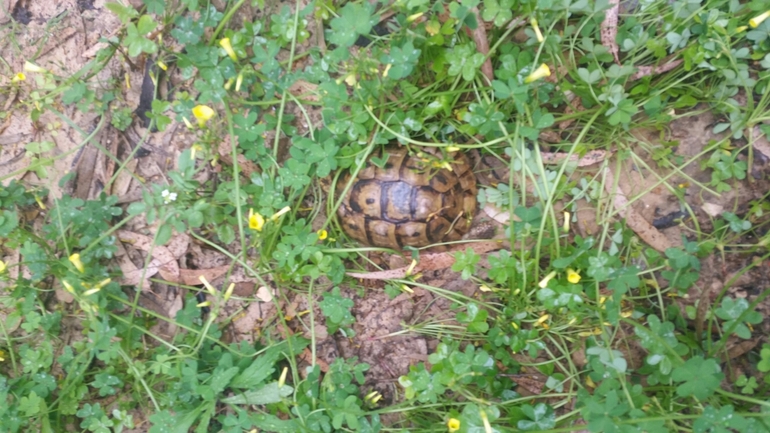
(338, 145, 477, 249)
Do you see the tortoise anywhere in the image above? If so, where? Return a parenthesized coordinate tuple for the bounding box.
(336, 144, 477, 249)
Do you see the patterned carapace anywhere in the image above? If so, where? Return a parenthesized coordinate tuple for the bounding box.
(336, 145, 477, 249)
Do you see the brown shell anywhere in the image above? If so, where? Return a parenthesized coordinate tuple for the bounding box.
(337, 145, 477, 249)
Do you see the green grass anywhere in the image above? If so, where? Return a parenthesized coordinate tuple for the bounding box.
(1, 0, 770, 431)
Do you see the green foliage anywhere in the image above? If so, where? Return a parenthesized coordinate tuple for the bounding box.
(5, 0, 770, 431)
(319, 287, 355, 335)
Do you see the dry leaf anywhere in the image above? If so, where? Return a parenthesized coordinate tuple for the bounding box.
(750, 125, 770, 159)
(604, 168, 672, 252)
(630, 60, 683, 81)
(180, 265, 231, 286)
(601, 0, 620, 63)
(116, 229, 180, 284)
(347, 241, 502, 280)
(483, 204, 511, 224)
(256, 286, 274, 302)
(701, 203, 724, 217)
(541, 150, 609, 167)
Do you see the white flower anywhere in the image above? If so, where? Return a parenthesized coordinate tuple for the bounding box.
(162, 189, 177, 204)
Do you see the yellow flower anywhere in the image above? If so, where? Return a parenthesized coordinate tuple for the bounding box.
(749, 10, 770, 28)
(11, 72, 25, 82)
(0, 260, 6, 274)
(383, 63, 392, 77)
(157, 60, 168, 71)
(535, 313, 551, 326)
(480, 409, 492, 433)
(69, 253, 85, 273)
(270, 206, 291, 222)
(82, 287, 101, 296)
(447, 418, 461, 432)
(219, 38, 238, 61)
(192, 105, 215, 127)
(62, 280, 76, 294)
(23, 61, 46, 73)
(317, 229, 328, 240)
(365, 390, 383, 404)
(223, 283, 235, 301)
(278, 366, 289, 387)
(199, 275, 217, 296)
(531, 18, 544, 42)
(249, 209, 265, 231)
(567, 269, 581, 284)
(524, 63, 551, 83)
(538, 270, 556, 288)
(196, 300, 211, 308)
(563, 211, 570, 233)
(235, 71, 244, 92)
(406, 12, 423, 23)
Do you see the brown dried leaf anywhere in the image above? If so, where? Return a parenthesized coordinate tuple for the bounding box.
(179, 265, 231, 286)
(217, 133, 261, 178)
(468, 7, 493, 82)
(603, 168, 672, 252)
(541, 150, 609, 167)
(750, 125, 770, 159)
(347, 241, 502, 280)
(600, 0, 620, 63)
(116, 229, 180, 284)
(630, 59, 683, 81)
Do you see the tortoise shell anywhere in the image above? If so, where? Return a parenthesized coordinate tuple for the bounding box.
(336, 145, 477, 249)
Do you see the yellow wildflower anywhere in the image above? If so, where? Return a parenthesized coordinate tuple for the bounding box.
(196, 300, 211, 308)
(405, 259, 417, 276)
(0, 260, 6, 274)
(62, 280, 76, 294)
(23, 61, 46, 73)
(249, 209, 265, 231)
(82, 287, 101, 296)
(317, 229, 328, 240)
(749, 10, 770, 28)
(198, 275, 217, 296)
(223, 283, 235, 301)
(69, 253, 85, 273)
(278, 366, 288, 387)
(383, 63, 392, 78)
(235, 71, 244, 92)
(11, 72, 25, 82)
(157, 60, 168, 71)
(270, 206, 291, 221)
(219, 37, 238, 61)
(365, 390, 383, 404)
(563, 211, 570, 232)
(524, 63, 551, 83)
(531, 18, 544, 42)
(538, 270, 556, 288)
(567, 269, 581, 284)
(447, 418, 461, 432)
(535, 313, 551, 326)
(406, 12, 423, 23)
(480, 409, 492, 433)
(192, 105, 215, 127)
